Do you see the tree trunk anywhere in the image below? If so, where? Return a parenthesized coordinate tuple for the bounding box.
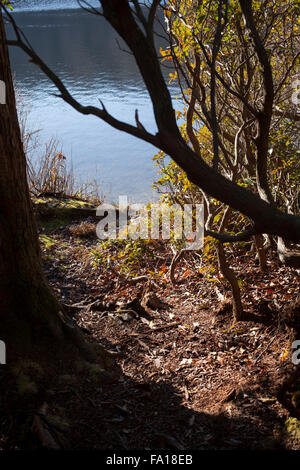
(254, 234, 268, 272)
(217, 242, 245, 322)
(0, 11, 93, 363)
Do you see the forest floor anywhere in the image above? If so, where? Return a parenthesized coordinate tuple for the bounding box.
(1, 197, 300, 450)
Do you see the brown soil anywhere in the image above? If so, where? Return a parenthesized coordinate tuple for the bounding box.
(1, 215, 300, 450)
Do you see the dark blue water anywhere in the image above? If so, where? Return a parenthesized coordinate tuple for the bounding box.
(13, 0, 99, 10)
(8, 1, 179, 201)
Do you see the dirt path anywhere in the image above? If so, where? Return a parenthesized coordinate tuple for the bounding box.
(29, 218, 299, 450)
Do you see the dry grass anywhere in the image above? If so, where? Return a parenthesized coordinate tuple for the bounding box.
(16, 88, 103, 204)
(27, 139, 75, 197)
(68, 221, 97, 239)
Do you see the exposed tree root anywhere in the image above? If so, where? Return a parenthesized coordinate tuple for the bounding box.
(278, 237, 300, 269)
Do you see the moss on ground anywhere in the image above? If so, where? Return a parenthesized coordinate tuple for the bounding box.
(285, 417, 300, 439)
(39, 235, 57, 250)
(33, 196, 97, 233)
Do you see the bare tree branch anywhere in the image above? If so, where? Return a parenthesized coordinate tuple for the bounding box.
(2, 0, 300, 244)
(239, 0, 275, 205)
(206, 226, 256, 243)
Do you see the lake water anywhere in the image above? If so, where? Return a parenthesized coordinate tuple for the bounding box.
(7, 1, 180, 202)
